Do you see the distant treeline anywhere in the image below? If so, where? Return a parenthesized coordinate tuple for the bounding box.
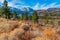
(0, 0, 38, 22)
(0, 0, 60, 23)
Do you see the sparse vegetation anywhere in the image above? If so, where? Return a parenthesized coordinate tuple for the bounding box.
(0, 0, 12, 19)
(58, 21, 60, 25)
(21, 13, 28, 20)
(0, 0, 60, 40)
(32, 11, 38, 23)
(45, 18, 49, 24)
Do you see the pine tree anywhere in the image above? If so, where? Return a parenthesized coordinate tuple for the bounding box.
(13, 11, 17, 19)
(22, 13, 28, 20)
(0, 0, 11, 19)
(28, 16, 32, 20)
(32, 11, 38, 22)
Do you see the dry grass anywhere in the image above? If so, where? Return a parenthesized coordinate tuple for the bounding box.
(0, 18, 60, 40)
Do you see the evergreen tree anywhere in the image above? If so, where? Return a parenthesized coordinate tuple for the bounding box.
(32, 11, 38, 22)
(28, 16, 32, 20)
(0, 0, 11, 19)
(22, 13, 28, 20)
(13, 11, 17, 19)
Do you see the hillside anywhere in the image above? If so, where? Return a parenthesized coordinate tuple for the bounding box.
(37, 8, 60, 16)
(0, 18, 60, 40)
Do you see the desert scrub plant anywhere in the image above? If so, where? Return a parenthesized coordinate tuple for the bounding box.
(14, 24, 19, 28)
(0, 22, 19, 33)
(49, 20, 54, 25)
(23, 25, 29, 31)
(43, 29, 55, 38)
(9, 29, 24, 40)
(45, 18, 49, 24)
(10, 24, 19, 31)
(57, 31, 60, 35)
(0, 24, 11, 33)
(0, 33, 8, 40)
(39, 16, 47, 19)
(58, 21, 60, 25)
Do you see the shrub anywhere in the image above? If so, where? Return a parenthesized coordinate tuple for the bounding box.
(23, 25, 29, 31)
(45, 19, 49, 24)
(32, 11, 38, 23)
(58, 21, 60, 25)
(57, 31, 60, 35)
(14, 24, 19, 28)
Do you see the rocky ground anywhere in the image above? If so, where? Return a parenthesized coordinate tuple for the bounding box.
(0, 18, 60, 40)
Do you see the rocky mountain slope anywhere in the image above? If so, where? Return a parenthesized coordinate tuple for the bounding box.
(37, 8, 60, 16)
(8, 7, 34, 15)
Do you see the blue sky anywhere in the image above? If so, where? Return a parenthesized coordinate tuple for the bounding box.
(0, 0, 60, 10)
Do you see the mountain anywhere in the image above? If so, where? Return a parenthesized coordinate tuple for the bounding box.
(20, 7, 34, 16)
(47, 8, 60, 11)
(9, 7, 34, 15)
(37, 8, 60, 16)
(9, 7, 60, 16)
(9, 7, 23, 15)
(20, 7, 34, 12)
(0, 5, 34, 15)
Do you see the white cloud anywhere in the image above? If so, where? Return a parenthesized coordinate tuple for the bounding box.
(8, 2, 17, 8)
(0, 0, 4, 3)
(8, 2, 22, 8)
(0, 0, 60, 10)
(33, 3, 40, 10)
(33, 2, 60, 10)
(0, 0, 25, 8)
(8, 0, 25, 8)
(8, 2, 14, 7)
(10, 0, 24, 5)
(8, 0, 32, 9)
(0, 0, 16, 7)
(46, 3, 56, 8)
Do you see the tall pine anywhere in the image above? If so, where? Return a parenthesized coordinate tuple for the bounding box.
(32, 11, 38, 22)
(13, 11, 17, 19)
(22, 13, 28, 20)
(0, 0, 11, 19)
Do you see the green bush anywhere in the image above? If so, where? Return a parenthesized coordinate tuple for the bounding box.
(45, 19, 49, 24)
(32, 11, 38, 22)
(58, 21, 60, 25)
(14, 24, 19, 28)
(39, 16, 47, 19)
